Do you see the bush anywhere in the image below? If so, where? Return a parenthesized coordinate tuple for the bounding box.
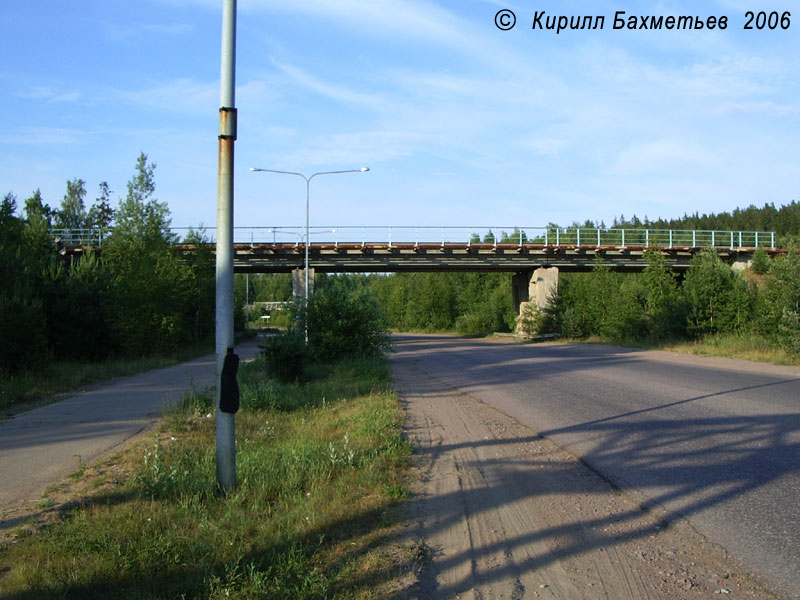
(683, 250, 751, 337)
(0, 292, 47, 374)
(257, 287, 391, 383)
(454, 311, 487, 336)
(259, 331, 309, 383)
(560, 305, 591, 338)
(517, 303, 549, 337)
(755, 250, 800, 349)
(778, 309, 800, 354)
(605, 277, 649, 341)
(751, 246, 771, 275)
(303, 287, 391, 361)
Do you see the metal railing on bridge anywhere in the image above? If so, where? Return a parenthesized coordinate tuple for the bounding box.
(171, 226, 777, 250)
(51, 228, 109, 247)
(52, 226, 777, 250)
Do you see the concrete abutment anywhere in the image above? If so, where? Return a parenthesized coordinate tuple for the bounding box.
(291, 268, 315, 301)
(514, 267, 558, 333)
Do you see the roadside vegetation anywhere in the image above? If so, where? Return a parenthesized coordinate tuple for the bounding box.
(658, 332, 800, 366)
(0, 287, 417, 599)
(0, 153, 244, 411)
(527, 247, 800, 364)
(0, 341, 212, 416)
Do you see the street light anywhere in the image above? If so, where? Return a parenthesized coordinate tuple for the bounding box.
(268, 227, 339, 246)
(250, 167, 369, 341)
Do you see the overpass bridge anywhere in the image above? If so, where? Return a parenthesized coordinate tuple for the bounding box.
(54, 225, 778, 273)
(54, 225, 778, 315)
(165, 225, 773, 274)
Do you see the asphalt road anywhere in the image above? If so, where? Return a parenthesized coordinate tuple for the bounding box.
(392, 334, 800, 599)
(0, 338, 262, 520)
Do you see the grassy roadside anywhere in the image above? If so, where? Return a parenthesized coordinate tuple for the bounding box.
(0, 355, 417, 599)
(656, 332, 800, 366)
(394, 327, 800, 367)
(582, 333, 800, 366)
(507, 331, 800, 367)
(0, 340, 219, 417)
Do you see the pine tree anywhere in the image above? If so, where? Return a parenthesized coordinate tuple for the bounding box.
(87, 181, 115, 231)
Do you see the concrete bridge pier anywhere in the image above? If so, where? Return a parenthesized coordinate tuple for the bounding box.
(512, 271, 531, 313)
(291, 268, 315, 300)
(731, 256, 752, 271)
(513, 267, 558, 332)
(512, 267, 559, 313)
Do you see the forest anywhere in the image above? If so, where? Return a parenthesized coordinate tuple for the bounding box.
(1, 153, 221, 376)
(2, 151, 799, 379)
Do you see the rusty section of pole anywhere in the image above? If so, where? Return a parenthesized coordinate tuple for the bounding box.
(219, 107, 237, 140)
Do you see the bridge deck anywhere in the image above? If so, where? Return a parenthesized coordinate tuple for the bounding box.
(205, 242, 764, 273)
(54, 226, 778, 274)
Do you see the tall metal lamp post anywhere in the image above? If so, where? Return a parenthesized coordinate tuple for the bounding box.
(216, 0, 237, 493)
(250, 167, 369, 341)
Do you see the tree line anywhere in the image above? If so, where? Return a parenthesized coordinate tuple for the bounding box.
(607, 201, 800, 242)
(242, 271, 518, 336)
(535, 249, 799, 353)
(0, 153, 218, 375)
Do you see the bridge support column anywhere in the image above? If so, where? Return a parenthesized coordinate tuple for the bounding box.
(515, 267, 558, 334)
(731, 257, 752, 271)
(512, 271, 532, 313)
(292, 268, 315, 300)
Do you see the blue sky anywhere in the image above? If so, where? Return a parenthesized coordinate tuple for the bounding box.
(1, 1, 798, 234)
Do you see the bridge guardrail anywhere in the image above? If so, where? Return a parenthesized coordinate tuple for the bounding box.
(50, 228, 109, 247)
(52, 226, 777, 250)
(172, 226, 776, 250)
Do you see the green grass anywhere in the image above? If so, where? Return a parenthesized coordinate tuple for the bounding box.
(0, 341, 214, 415)
(0, 355, 414, 599)
(549, 332, 800, 367)
(659, 332, 800, 366)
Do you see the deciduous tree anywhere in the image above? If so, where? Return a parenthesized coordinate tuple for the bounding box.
(55, 178, 87, 229)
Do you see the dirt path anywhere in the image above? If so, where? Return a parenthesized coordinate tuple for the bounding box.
(392, 357, 781, 600)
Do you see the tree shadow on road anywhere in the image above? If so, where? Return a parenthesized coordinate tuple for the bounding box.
(389, 336, 799, 598)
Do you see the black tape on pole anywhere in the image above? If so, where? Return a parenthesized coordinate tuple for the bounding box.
(220, 347, 240, 414)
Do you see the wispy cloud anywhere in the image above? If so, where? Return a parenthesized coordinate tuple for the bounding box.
(116, 78, 218, 114)
(141, 22, 194, 35)
(0, 127, 89, 145)
(102, 20, 194, 43)
(245, 0, 470, 46)
(612, 138, 720, 175)
(18, 86, 81, 103)
(713, 101, 800, 117)
(268, 129, 435, 166)
(270, 60, 386, 112)
(184, 0, 517, 67)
